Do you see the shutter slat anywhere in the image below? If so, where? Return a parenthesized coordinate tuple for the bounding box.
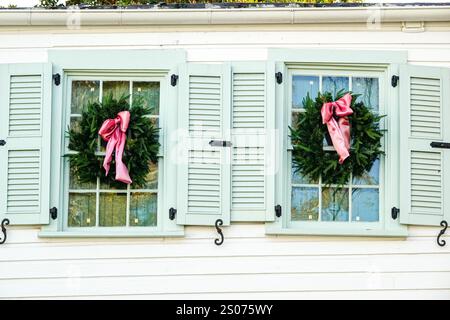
(400, 65, 450, 226)
(178, 63, 231, 226)
(231, 71, 268, 215)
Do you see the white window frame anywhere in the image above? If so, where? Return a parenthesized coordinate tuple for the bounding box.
(266, 49, 409, 237)
(39, 49, 185, 237)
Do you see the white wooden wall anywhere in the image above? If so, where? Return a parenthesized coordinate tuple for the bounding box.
(0, 22, 450, 299)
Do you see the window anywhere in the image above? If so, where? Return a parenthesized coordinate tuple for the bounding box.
(65, 76, 162, 231)
(265, 52, 408, 236)
(290, 73, 381, 224)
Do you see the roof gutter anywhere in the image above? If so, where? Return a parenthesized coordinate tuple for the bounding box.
(0, 6, 449, 26)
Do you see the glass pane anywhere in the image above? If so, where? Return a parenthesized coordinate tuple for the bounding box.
(99, 193, 127, 227)
(103, 81, 130, 101)
(322, 76, 349, 97)
(69, 165, 96, 190)
(352, 188, 379, 222)
(321, 188, 349, 222)
(292, 75, 319, 109)
(292, 164, 317, 185)
(291, 187, 319, 221)
(68, 193, 96, 227)
(353, 159, 380, 185)
(352, 77, 379, 112)
(291, 111, 299, 126)
(70, 116, 81, 132)
(130, 192, 157, 227)
(71, 80, 100, 114)
(132, 82, 160, 115)
(132, 161, 158, 190)
(100, 177, 128, 190)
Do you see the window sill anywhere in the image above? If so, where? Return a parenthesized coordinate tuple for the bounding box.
(38, 230, 185, 238)
(265, 224, 408, 238)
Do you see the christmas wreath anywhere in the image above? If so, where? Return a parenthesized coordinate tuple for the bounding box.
(290, 90, 384, 186)
(68, 94, 160, 188)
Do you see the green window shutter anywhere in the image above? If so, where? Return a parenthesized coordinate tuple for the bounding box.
(0, 63, 52, 225)
(399, 64, 450, 226)
(231, 63, 274, 221)
(177, 63, 231, 226)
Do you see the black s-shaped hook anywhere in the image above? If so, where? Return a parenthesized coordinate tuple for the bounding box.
(0, 218, 10, 245)
(214, 219, 224, 246)
(437, 220, 448, 247)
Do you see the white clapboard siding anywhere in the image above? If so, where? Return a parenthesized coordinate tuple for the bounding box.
(0, 63, 52, 225)
(0, 22, 450, 300)
(177, 63, 231, 226)
(399, 65, 450, 227)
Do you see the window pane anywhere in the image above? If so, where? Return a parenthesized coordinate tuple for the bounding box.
(291, 187, 319, 221)
(321, 188, 349, 221)
(352, 77, 379, 112)
(71, 81, 100, 114)
(130, 193, 157, 226)
(132, 81, 160, 115)
(352, 188, 379, 222)
(353, 159, 380, 185)
(68, 193, 96, 227)
(292, 164, 317, 185)
(69, 165, 96, 190)
(292, 75, 319, 109)
(132, 161, 158, 190)
(100, 178, 128, 190)
(99, 193, 127, 227)
(70, 116, 81, 132)
(103, 81, 130, 101)
(322, 76, 349, 97)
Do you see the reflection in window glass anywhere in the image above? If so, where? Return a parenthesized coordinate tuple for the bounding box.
(292, 75, 319, 109)
(352, 77, 379, 112)
(130, 193, 157, 226)
(352, 189, 379, 222)
(323, 76, 349, 97)
(291, 187, 319, 221)
(71, 80, 100, 114)
(99, 193, 127, 227)
(353, 159, 380, 185)
(103, 81, 130, 100)
(321, 188, 349, 222)
(133, 82, 160, 115)
(68, 193, 96, 227)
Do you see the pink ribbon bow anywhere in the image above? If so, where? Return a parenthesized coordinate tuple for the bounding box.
(98, 111, 132, 184)
(321, 93, 353, 164)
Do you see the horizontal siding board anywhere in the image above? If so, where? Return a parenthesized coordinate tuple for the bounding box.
(1, 272, 450, 298)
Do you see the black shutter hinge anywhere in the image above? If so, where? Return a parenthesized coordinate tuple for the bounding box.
(275, 72, 283, 84)
(169, 207, 177, 220)
(171, 74, 178, 87)
(391, 207, 399, 220)
(49, 207, 58, 220)
(53, 73, 61, 86)
(275, 204, 282, 218)
(391, 75, 399, 88)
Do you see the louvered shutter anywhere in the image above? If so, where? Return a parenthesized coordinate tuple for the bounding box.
(0, 63, 52, 225)
(231, 65, 274, 221)
(399, 65, 450, 226)
(177, 64, 231, 226)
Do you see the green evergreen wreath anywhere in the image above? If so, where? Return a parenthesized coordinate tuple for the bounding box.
(290, 91, 384, 186)
(67, 94, 160, 188)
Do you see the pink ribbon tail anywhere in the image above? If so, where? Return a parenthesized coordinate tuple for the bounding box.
(321, 93, 353, 164)
(98, 111, 132, 184)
